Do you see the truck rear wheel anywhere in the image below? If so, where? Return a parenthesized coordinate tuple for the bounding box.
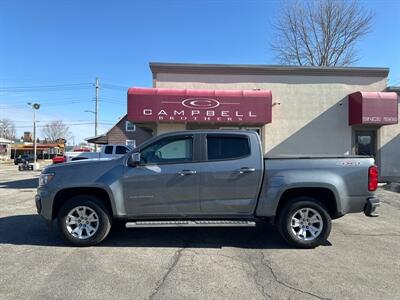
(278, 197, 331, 248)
(57, 195, 112, 246)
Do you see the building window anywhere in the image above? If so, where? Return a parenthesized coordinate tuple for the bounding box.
(125, 121, 136, 132)
(126, 140, 136, 148)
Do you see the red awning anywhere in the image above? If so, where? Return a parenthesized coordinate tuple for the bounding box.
(348, 91, 398, 125)
(127, 87, 272, 124)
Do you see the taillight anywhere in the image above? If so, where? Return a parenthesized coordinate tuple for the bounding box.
(368, 165, 378, 191)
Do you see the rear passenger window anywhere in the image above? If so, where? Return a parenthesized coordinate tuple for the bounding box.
(207, 136, 250, 160)
(104, 146, 113, 154)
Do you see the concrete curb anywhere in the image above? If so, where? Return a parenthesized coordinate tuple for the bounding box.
(383, 183, 400, 193)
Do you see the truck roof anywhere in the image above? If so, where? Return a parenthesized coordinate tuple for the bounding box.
(157, 129, 259, 137)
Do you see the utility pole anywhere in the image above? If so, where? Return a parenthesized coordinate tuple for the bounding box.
(94, 77, 99, 151)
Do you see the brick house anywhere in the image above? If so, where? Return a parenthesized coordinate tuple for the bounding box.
(86, 115, 153, 147)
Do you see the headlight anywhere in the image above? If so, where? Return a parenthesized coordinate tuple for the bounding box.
(39, 173, 55, 187)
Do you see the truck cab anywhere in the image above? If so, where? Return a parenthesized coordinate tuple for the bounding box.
(123, 131, 263, 217)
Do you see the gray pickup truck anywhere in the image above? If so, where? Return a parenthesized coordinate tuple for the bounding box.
(36, 130, 379, 248)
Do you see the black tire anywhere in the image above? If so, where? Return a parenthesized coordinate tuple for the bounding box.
(57, 195, 112, 246)
(278, 197, 332, 249)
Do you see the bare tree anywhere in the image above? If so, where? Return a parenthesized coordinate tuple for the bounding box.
(42, 120, 71, 143)
(271, 0, 373, 66)
(0, 119, 16, 140)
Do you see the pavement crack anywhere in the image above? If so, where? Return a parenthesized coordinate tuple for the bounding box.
(343, 233, 400, 237)
(244, 251, 273, 300)
(336, 228, 400, 237)
(259, 251, 332, 300)
(148, 234, 195, 300)
(148, 246, 185, 300)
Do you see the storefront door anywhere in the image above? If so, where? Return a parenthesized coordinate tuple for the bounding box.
(354, 130, 377, 157)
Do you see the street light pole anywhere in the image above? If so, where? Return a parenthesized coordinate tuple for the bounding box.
(33, 108, 36, 165)
(94, 78, 99, 152)
(27, 102, 40, 169)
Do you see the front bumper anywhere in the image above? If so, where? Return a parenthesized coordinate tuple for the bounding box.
(35, 188, 53, 221)
(364, 197, 380, 217)
(35, 194, 42, 214)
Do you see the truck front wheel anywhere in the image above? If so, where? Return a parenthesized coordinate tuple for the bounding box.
(278, 197, 332, 248)
(57, 195, 112, 246)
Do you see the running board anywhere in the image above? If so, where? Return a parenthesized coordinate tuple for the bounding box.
(125, 220, 256, 228)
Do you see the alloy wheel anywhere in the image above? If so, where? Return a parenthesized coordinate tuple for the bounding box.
(65, 206, 100, 239)
(290, 207, 324, 241)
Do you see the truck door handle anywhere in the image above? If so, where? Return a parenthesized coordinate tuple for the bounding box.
(178, 170, 197, 176)
(238, 167, 256, 174)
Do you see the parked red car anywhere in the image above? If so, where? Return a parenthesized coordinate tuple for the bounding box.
(52, 155, 66, 164)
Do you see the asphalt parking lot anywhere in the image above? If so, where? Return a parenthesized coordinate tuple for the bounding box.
(0, 163, 399, 300)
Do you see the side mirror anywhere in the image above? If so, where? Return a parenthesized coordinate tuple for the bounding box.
(128, 152, 141, 167)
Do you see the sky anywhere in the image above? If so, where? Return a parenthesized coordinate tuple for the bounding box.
(1, 0, 399, 144)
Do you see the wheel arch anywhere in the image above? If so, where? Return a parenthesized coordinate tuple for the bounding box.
(52, 187, 114, 219)
(276, 187, 339, 219)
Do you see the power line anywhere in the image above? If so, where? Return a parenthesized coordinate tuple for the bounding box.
(10, 119, 117, 123)
(101, 83, 129, 91)
(0, 100, 94, 108)
(0, 87, 92, 93)
(0, 83, 91, 91)
(389, 79, 400, 86)
(99, 96, 125, 101)
(0, 81, 131, 91)
(13, 122, 114, 129)
(41, 100, 93, 106)
(0, 95, 94, 103)
(0, 100, 126, 108)
(100, 100, 125, 105)
(0, 87, 92, 95)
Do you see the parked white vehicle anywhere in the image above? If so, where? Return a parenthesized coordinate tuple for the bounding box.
(65, 144, 133, 162)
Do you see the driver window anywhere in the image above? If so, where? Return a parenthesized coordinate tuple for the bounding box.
(140, 137, 193, 164)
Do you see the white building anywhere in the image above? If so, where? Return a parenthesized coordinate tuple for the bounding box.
(126, 62, 399, 182)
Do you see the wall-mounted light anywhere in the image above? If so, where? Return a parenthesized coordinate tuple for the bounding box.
(272, 102, 281, 106)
